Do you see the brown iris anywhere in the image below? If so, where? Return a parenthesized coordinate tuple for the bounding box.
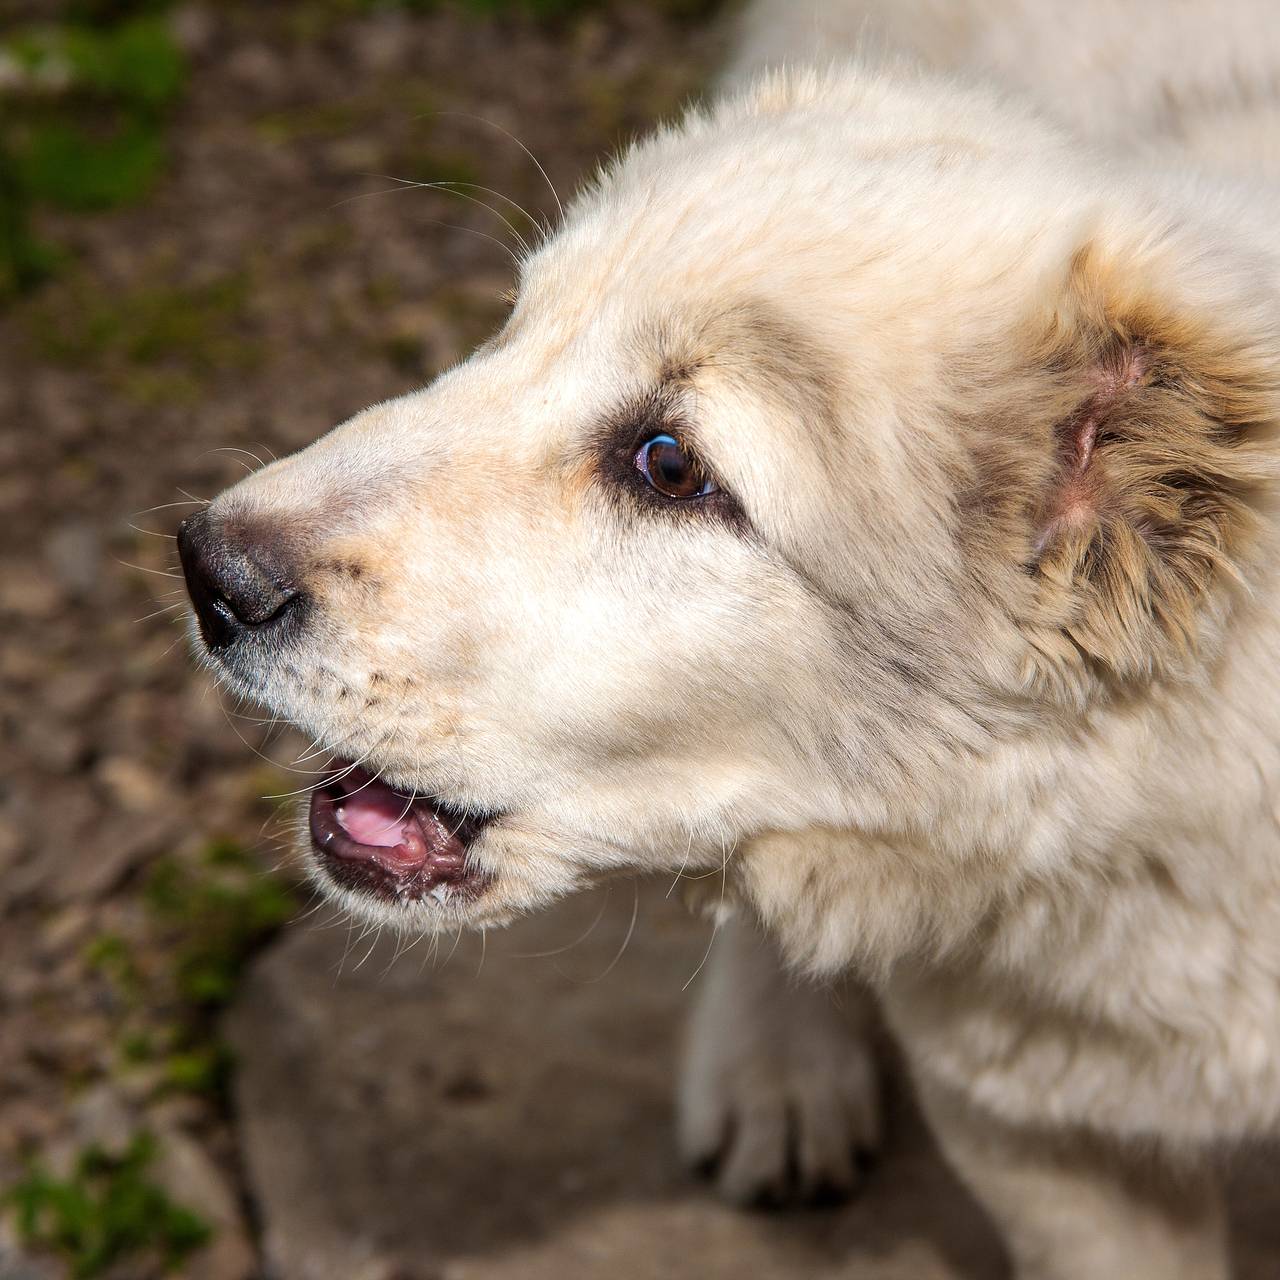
(634, 433, 717, 499)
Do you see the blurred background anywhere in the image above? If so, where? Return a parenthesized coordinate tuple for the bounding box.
(2, 3, 1279, 1278)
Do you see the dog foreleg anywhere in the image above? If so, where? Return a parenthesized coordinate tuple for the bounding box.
(914, 1076, 1230, 1280)
(677, 914, 883, 1206)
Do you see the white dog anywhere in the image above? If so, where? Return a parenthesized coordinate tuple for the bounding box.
(179, 4, 1280, 1276)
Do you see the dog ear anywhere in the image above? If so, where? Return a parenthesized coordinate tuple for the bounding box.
(981, 239, 1279, 700)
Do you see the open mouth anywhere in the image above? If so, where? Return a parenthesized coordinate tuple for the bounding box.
(309, 764, 494, 904)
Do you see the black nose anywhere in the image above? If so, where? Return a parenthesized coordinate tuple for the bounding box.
(177, 511, 303, 651)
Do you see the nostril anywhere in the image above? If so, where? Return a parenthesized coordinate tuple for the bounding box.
(177, 511, 304, 650)
(217, 568, 298, 628)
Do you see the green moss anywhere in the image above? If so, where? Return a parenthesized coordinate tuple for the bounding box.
(119, 1030, 157, 1064)
(3, 1133, 210, 1279)
(86, 841, 295, 1101)
(201, 835, 256, 869)
(161, 1042, 235, 1097)
(27, 270, 256, 380)
(144, 842, 296, 1010)
(19, 120, 166, 212)
(0, 15, 186, 299)
(7, 18, 185, 112)
(127, 846, 294, 1103)
(0, 141, 63, 296)
(83, 933, 142, 1002)
(122, 276, 253, 366)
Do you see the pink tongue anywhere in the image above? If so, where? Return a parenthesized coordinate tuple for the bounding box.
(336, 786, 415, 848)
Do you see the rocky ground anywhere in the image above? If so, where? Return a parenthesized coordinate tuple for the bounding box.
(3, 3, 1280, 1278)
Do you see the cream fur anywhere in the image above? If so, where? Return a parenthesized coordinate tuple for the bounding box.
(188, 4, 1280, 1274)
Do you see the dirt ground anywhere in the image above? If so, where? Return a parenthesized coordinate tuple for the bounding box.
(4, 3, 1280, 1279)
(0, 3, 724, 1275)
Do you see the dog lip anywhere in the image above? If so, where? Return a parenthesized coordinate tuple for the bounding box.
(309, 765, 494, 903)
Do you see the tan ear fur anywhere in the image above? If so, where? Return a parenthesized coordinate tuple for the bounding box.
(973, 241, 1280, 704)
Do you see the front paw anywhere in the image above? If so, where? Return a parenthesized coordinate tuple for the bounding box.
(677, 988, 882, 1208)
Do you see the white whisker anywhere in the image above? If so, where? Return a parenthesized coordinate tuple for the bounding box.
(430, 110, 564, 224)
(682, 838, 733, 991)
(585, 880, 639, 983)
(512, 887, 611, 959)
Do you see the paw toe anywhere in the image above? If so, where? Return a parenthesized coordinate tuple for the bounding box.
(695, 1083, 879, 1210)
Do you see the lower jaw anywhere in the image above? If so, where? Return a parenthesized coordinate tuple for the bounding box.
(310, 838, 489, 905)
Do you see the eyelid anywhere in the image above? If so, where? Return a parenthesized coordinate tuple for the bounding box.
(584, 389, 738, 515)
(588, 409, 748, 531)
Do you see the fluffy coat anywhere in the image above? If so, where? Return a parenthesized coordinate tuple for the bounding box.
(187, 4, 1280, 1275)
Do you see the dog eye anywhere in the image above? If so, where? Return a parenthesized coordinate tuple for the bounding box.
(634, 434, 717, 500)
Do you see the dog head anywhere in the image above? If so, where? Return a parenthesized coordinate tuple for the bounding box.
(179, 68, 1279, 950)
